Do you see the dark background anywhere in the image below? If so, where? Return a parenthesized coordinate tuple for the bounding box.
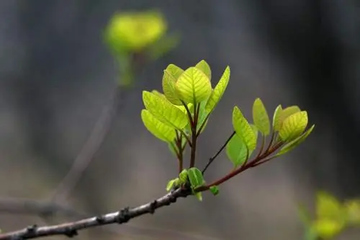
(0, 0, 359, 239)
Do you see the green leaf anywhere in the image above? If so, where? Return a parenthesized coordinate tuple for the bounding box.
(165, 64, 184, 79)
(162, 70, 182, 105)
(187, 167, 205, 188)
(142, 91, 188, 130)
(250, 124, 258, 146)
(279, 111, 308, 141)
(141, 110, 176, 142)
(275, 124, 315, 156)
(209, 186, 219, 196)
(252, 98, 270, 136)
(195, 60, 211, 80)
(166, 178, 180, 191)
(226, 133, 249, 168)
(232, 106, 257, 151)
(194, 192, 203, 201)
(272, 105, 282, 130)
(273, 106, 301, 132)
(175, 67, 212, 104)
(179, 169, 188, 183)
(205, 66, 230, 113)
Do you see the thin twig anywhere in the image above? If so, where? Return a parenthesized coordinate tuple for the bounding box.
(0, 188, 191, 240)
(202, 131, 236, 175)
(51, 86, 124, 204)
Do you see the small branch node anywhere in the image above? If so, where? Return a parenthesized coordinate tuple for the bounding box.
(116, 207, 130, 223)
(64, 228, 78, 238)
(149, 200, 157, 214)
(95, 216, 105, 223)
(26, 224, 37, 233)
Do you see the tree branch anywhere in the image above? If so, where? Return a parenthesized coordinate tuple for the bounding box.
(0, 188, 191, 240)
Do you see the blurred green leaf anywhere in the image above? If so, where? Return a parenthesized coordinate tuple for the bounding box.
(147, 33, 180, 60)
(105, 10, 167, 54)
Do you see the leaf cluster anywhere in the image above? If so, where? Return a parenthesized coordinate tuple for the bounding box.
(141, 60, 314, 201)
(299, 191, 360, 240)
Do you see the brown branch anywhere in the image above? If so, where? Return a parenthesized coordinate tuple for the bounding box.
(51, 86, 124, 203)
(0, 188, 191, 240)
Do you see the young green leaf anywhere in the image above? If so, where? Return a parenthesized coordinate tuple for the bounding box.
(205, 66, 230, 113)
(187, 167, 205, 188)
(179, 169, 188, 183)
(195, 60, 211, 80)
(279, 111, 308, 141)
(209, 186, 219, 196)
(252, 98, 270, 136)
(272, 105, 282, 130)
(166, 178, 180, 191)
(194, 192, 203, 201)
(142, 91, 188, 130)
(226, 133, 249, 168)
(141, 110, 176, 142)
(162, 70, 182, 105)
(232, 106, 257, 151)
(273, 106, 301, 132)
(275, 124, 315, 156)
(175, 67, 212, 104)
(165, 64, 184, 80)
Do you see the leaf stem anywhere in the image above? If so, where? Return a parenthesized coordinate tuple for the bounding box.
(175, 131, 183, 173)
(189, 103, 200, 168)
(202, 131, 236, 175)
(196, 142, 282, 191)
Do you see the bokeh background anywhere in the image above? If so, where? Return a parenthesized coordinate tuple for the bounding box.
(0, 0, 359, 239)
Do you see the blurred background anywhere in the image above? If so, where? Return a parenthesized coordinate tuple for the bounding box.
(0, 0, 359, 239)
